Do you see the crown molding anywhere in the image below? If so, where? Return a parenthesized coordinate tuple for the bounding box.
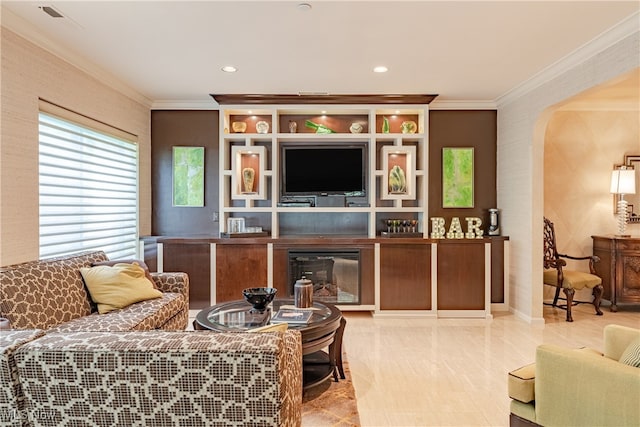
(495, 11, 640, 108)
(156, 97, 498, 111)
(1, 7, 152, 108)
(151, 100, 219, 110)
(429, 100, 497, 110)
(210, 94, 438, 105)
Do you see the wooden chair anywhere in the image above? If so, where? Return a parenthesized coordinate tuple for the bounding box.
(543, 217, 604, 322)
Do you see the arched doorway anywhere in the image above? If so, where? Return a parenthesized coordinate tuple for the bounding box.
(536, 69, 639, 319)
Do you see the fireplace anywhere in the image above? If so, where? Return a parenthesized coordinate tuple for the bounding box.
(287, 250, 360, 305)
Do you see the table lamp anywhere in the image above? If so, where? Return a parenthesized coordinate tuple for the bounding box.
(610, 165, 636, 237)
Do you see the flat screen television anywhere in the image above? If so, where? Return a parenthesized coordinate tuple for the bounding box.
(280, 143, 367, 197)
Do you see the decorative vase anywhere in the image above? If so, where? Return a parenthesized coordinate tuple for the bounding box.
(401, 121, 417, 134)
(289, 120, 297, 133)
(256, 121, 269, 134)
(382, 116, 390, 133)
(349, 122, 363, 133)
(242, 167, 255, 193)
(294, 278, 313, 308)
(232, 121, 247, 133)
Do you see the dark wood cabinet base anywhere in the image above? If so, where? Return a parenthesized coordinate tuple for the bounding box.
(152, 236, 507, 315)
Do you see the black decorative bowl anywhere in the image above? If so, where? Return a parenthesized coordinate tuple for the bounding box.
(242, 287, 277, 311)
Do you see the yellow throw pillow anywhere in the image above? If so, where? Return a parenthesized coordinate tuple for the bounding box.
(92, 259, 156, 288)
(80, 263, 163, 314)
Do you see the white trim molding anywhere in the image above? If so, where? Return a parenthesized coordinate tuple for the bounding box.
(430, 100, 497, 110)
(497, 11, 640, 107)
(151, 100, 220, 110)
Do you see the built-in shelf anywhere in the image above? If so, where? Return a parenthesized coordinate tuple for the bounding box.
(218, 103, 430, 238)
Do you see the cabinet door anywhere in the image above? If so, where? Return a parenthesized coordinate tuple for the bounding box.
(437, 243, 485, 310)
(163, 243, 211, 310)
(490, 239, 505, 303)
(380, 244, 431, 310)
(216, 244, 268, 303)
(617, 239, 640, 303)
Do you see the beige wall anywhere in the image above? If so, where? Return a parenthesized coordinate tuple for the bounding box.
(545, 110, 639, 258)
(497, 31, 639, 323)
(543, 110, 639, 297)
(0, 28, 151, 265)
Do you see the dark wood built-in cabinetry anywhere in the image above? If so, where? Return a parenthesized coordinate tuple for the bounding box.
(379, 243, 431, 310)
(592, 235, 640, 311)
(149, 104, 504, 318)
(152, 236, 508, 318)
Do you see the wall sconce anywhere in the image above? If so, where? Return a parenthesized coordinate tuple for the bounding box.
(610, 165, 636, 236)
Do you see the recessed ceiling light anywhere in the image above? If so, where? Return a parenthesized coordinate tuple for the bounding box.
(221, 66, 237, 73)
(373, 66, 388, 73)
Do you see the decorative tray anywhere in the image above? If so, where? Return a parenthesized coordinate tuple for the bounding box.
(380, 232, 423, 238)
(220, 232, 269, 238)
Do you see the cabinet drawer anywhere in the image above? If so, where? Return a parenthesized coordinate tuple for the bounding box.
(617, 240, 640, 251)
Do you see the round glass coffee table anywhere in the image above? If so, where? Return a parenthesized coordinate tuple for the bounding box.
(194, 299, 346, 389)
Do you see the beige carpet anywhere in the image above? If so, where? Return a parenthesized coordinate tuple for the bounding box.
(302, 356, 361, 426)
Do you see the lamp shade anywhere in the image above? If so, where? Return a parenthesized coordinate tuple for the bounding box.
(610, 168, 636, 195)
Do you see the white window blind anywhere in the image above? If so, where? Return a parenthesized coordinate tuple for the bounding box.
(39, 111, 139, 260)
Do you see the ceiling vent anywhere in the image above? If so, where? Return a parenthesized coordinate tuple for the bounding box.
(39, 5, 64, 18)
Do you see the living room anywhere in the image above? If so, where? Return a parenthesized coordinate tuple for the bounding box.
(1, 2, 639, 426)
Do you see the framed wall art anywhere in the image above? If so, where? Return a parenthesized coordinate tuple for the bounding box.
(442, 147, 474, 208)
(231, 145, 266, 200)
(615, 154, 639, 223)
(381, 145, 416, 200)
(172, 146, 204, 207)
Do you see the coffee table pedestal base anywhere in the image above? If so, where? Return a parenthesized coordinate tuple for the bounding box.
(303, 351, 336, 390)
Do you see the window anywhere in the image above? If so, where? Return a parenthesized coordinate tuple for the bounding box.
(38, 109, 138, 259)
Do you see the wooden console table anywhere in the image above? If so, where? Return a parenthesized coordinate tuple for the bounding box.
(592, 235, 640, 311)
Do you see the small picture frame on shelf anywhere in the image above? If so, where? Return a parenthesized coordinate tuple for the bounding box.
(381, 145, 416, 200)
(231, 145, 266, 200)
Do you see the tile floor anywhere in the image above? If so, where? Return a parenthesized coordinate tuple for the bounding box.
(189, 303, 640, 426)
(342, 304, 640, 426)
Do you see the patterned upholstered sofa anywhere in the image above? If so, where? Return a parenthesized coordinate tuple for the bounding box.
(0, 329, 45, 427)
(0, 251, 189, 332)
(1, 329, 302, 426)
(0, 252, 303, 426)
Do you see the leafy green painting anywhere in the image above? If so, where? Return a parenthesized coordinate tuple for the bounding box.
(173, 147, 204, 207)
(442, 148, 474, 208)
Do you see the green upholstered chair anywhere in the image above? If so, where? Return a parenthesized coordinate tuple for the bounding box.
(543, 217, 604, 322)
(508, 324, 640, 426)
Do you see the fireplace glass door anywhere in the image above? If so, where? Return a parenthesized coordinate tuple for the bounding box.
(288, 250, 360, 305)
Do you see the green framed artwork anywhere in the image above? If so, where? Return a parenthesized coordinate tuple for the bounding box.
(442, 147, 474, 208)
(173, 146, 204, 207)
